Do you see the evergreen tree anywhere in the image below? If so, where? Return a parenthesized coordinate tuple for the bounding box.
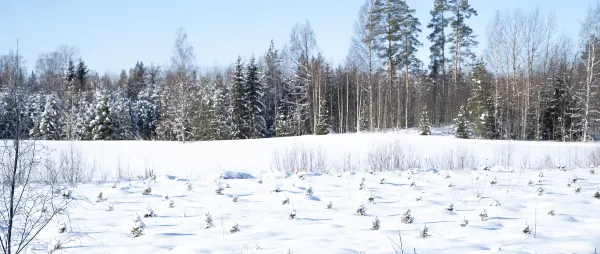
(448, 0, 478, 85)
(468, 60, 498, 139)
(136, 82, 160, 140)
(315, 97, 330, 135)
(213, 73, 233, 140)
(231, 56, 249, 139)
(427, 0, 450, 124)
(89, 89, 113, 140)
(35, 95, 62, 140)
(419, 105, 431, 135)
(111, 90, 138, 140)
(76, 59, 88, 92)
(454, 105, 469, 139)
(127, 61, 147, 100)
(261, 40, 284, 137)
(245, 55, 266, 138)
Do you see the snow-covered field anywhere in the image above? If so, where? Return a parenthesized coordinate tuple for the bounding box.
(27, 131, 600, 253)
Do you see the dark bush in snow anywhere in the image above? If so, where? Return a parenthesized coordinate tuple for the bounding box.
(356, 204, 367, 216)
(401, 209, 413, 224)
(326, 200, 333, 209)
(419, 225, 430, 238)
(142, 187, 152, 195)
(288, 209, 296, 220)
(204, 212, 213, 229)
(230, 222, 239, 234)
(371, 217, 380, 230)
(479, 209, 488, 221)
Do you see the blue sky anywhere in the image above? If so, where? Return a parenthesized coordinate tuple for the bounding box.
(0, 0, 596, 75)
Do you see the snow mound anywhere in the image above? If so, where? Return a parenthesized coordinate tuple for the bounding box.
(218, 171, 255, 179)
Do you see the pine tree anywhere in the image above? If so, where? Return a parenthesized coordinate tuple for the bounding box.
(89, 89, 113, 140)
(419, 105, 431, 135)
(448, 0, 478, 86)
(245, 55, 266, 139)
(454, 105, 469, 139)
(231, 56, 249, 139)
(36, 95, 62, 140)
(427, 0, 450, 124)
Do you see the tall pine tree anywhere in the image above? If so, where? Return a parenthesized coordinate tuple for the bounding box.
(245, 55, 266, 139)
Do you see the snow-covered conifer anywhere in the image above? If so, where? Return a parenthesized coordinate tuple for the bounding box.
(419, 105, 432, 135)
(401, 209, 414, 224)
(454, 105, 470, 139)
(371, 217, 381, 230)
(356, 204, 367, 216)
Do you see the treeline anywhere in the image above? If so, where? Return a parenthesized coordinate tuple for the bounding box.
(0, 0, 599, 142)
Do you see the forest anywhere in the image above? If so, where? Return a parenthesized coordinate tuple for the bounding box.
(0, 0, 599, 142)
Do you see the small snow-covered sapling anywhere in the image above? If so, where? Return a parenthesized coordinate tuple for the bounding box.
(590, 165, 595, 175)
(539, 172, 544, 178)
(547, 209, 555, 216)
(570, 175, 578, 184)
(273, 186, 281, 193)
(445, 203, 454, 212)
(232, 195, 239, 202)
(111, 182, 117, 188)
(489, 177, 497, 185)
(106, 202, 115, 211)
(522, 223, 531, 234)
(401, 209, 414, 224)
(58, 222, 67, 233)
(558, 164, 567, 171)
(169, 200, 175, 208)
(359, 178, 366, 190)
(379, 178, 386, 184)
(204, 212, 213, 229)
(537, 187, 544, 196)
(356, 204, 367, 216)
(594, 190, 600, 199)
(288, 209, 297, 220)
(325, 200, 333, 209)
(371, 217, 380, 230)
(144, 208, 155, 218)
(186, 182, 193, 192)
(528, 180, 534, 186)
(305, 186, 313, 196)
(367, 193, 375, 204)
(215, 186, 224, 195)
(258, 178, 263, 184)
(62, 189, 73, 199)
(479, 209, 488, 221)
(162, 194, 169, 201)
(410, 181, 416, 187)
(448, 183, 454, 188)
(230, 222, 240, 234)
(460, 217, 468, 227)
(445, 173, 451, 179)
(142, 187, 152, 195)
(96, 191, 106, 203)
(574, 185, 582, 194)
(131, 220, 145, 237)
(419, 225, 430, 238)
(416, 195, 422, 201)
(282, 196, 290, 205)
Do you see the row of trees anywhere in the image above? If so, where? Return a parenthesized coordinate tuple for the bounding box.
(1, 0, 599, 142)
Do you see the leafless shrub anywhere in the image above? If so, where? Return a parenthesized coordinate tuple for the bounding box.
(271, 144, 327, 174)
(40, 157, 61, 184)
(367, 141, 413, 172)
(442, 148, 476, 171)
(405, 146, 422, 170)
(536, 154, 555, 170)
(59, 144, 93, 184)
(335, 154, 359, 173)
(494, 142, 515, 171)
(588, 147, 600, 168)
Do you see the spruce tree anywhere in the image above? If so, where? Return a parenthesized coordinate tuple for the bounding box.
(231, 56, 248, 139)
(245, 55, 266, 139)
(76, 59, 88, 92)
(419, 105, 431, 135)
(454, 105, 469, 139)
(468, 60, 498, 139)
(36, 95, 62, 140)
(89, 89, 113, 140)
(315, 97, 330, 135)
(261, 40, 284, 138)
(136, 82, 160, 140)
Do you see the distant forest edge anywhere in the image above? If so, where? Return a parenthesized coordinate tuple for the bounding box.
(1, 0, 599, 142)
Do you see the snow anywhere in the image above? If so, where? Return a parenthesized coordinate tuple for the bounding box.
(21, 132, 600, 253)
